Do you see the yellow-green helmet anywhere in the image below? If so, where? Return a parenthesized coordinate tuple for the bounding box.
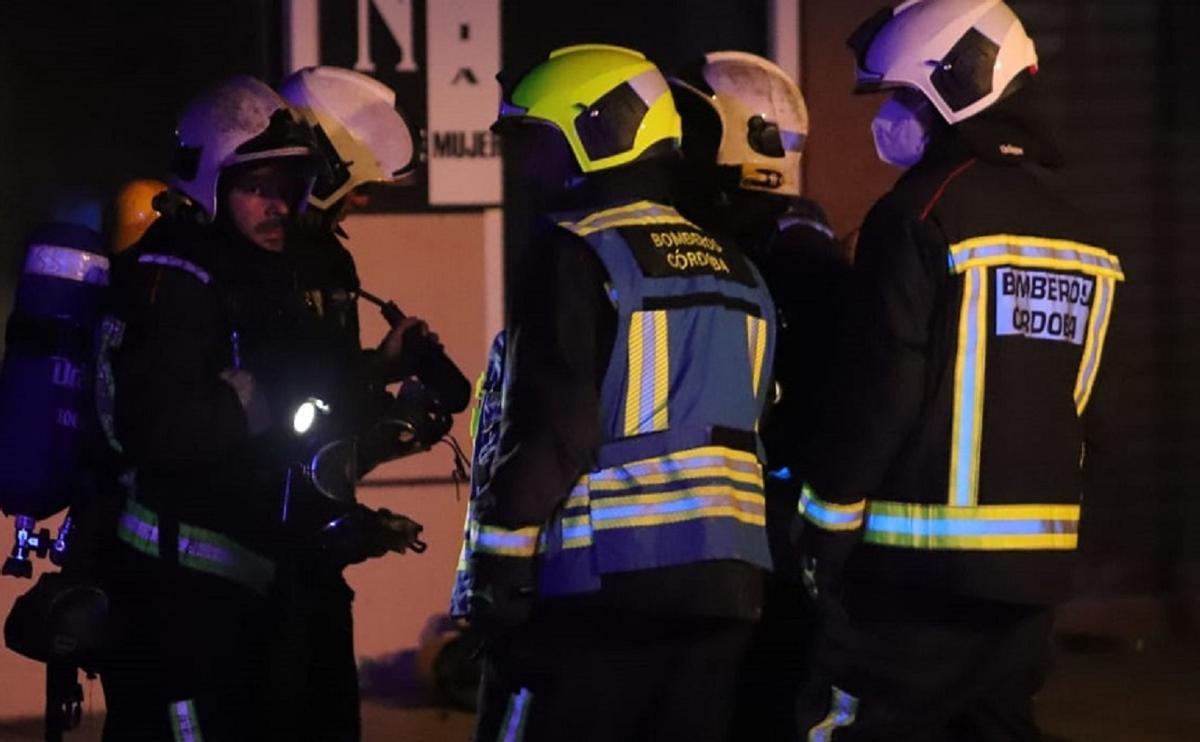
(497, 44, 682, 174)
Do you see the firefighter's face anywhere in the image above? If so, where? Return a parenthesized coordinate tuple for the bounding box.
(225, 163, 306, 252)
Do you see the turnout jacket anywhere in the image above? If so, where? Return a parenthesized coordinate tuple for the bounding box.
(467, 171, 777, 619)
(108, 215, 382, 589)
(803, 98, 1123, 604)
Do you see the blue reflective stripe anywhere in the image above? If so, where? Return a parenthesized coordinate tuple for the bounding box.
(947, 236, 1124, 279)
(798, 484, 865, 531)
(591, 492, 764, 523)
(949, 266, 987, 507)
(807, 686, 859, 741)
(867, 515, 1074, 537)
(1074, 276, 1115, 413)
(863, 502, 1080, 550)
(473, 525, 540, 557)
(170, 699, 204, 742)
(498, 688, 533, 742)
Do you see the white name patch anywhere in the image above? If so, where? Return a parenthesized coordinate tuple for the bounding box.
(995, 268, 1094, 345)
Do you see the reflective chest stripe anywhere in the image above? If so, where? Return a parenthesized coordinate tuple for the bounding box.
(137, 253, 212, 284)
(945, 235, 1124, 508)
(117, 500, 276, 594)
(624, 310, 670, 436)
(862, 501, 1080, 550)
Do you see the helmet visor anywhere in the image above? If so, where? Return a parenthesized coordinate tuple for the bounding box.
(847, 6, 897, 92)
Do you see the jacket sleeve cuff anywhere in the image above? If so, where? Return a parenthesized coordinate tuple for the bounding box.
(798, 483, 865, 533)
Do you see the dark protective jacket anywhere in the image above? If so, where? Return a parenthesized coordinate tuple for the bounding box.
(468, 166, 775, 620)
(108, 214, 385, 578)
(802, 91, 1124, 605)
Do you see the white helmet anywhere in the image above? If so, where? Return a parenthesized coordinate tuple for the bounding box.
(671, 51, 809, 197)
(170, 75, 316, 219)
(279, 66, 416, 211)
(848, 0, 1038, 124)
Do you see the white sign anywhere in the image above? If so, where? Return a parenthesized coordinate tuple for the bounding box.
(995, 267, 1094, 345)
(425, 1, 502, 206)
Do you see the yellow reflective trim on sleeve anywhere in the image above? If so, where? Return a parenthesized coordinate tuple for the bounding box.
(561, 200, 657, 231)
(472, 523, 542, 557)
(863, 501, 1080, 550)
(1074, 275, 1116, 414)
(798, 484, 866, 531)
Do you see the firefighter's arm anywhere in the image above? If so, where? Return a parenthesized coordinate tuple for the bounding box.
(797, 195, 940, 594)
(113, 267, 253, 462)
(468, 233, 607, 634)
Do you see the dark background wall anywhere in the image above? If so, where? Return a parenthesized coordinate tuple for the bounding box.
(0, 0, 284, 352)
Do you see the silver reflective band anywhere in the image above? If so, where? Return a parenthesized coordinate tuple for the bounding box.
(24, 245, 110, 285)
(137, 253, 212, 284)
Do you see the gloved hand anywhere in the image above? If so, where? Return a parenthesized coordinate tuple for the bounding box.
(466, 555, 537, 641)
(376, 316, 438, 382)
(791, 515, 861, 604)
(318, 505, 426, 566)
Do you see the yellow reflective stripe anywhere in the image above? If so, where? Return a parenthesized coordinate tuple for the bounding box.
(596, 485, 764, 510)
(746, 315, 767, 399)
(625, 312, 646, 435)
(589, 465, 762, 491)
(589, 446, 762, 484)
(798, 484, 865, 531)
(953, 254, 1125, 281)
(864, 501, 1080, 550)
(948, 266, 988, 507)
(650, 310, 669, 430)
(472, 523, 541, 557)
(807, 687, 859, 742)
(575, 213, 689, 236)
(560, 201, 693, 237)
(623, 311, 669, 436)
(468, 367, 487, 439)
(948, 235, 1124, 280)
(563, 200, 657, 231)
(1074, 275, 1116, 414)
(950, 234, 1120, 264)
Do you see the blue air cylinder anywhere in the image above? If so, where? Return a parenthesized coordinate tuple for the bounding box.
(0, 223, 109, 520)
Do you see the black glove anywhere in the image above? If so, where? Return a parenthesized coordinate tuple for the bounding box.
(466, 555, 536, 640)
(792, 515, 861, 604)
(318, 505, 426, 566)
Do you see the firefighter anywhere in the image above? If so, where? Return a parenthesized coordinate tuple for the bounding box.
(99, 75, 423, 741)
(465, 44, 777, 742)
(670, 51, 850, 741)
(268, 63, 472, 740)
(796, 1, 1124, 739)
